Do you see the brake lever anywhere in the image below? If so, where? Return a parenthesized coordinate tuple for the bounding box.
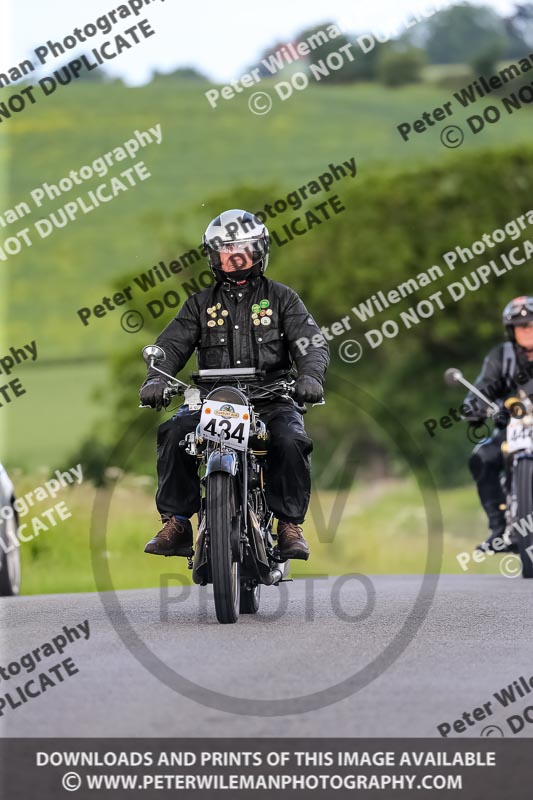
(286, 385, 325, 407)
(139, 385, 183, 410)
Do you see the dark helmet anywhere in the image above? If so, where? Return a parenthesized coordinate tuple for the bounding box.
(202, 209, 270, 283)
(503, 296, 533, 340)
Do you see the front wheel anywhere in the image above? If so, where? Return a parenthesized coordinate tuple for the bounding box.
(514, 457, 533, 579)
(207, 472, 240, 623)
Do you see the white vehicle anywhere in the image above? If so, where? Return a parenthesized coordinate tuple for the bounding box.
(0, 463, 20, 595)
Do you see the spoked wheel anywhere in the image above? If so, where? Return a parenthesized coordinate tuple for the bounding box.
(207, 472, 240, 623)
(515, 457, 533, 579)
(240, 581, 261, 614)
(0, 513, 21, 596)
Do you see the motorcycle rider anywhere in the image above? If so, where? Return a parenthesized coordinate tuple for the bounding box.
(465, 296, 533, 551)
(139, 209, 329, 561)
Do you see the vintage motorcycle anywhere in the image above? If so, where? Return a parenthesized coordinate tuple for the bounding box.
(141, 344, 323, 623)
(445, 367, 533, 579)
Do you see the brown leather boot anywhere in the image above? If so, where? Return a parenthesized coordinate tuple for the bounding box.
(277, 521, 309, 561)
(144, 516, 193, 557)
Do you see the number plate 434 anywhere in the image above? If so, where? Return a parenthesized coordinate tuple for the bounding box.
(199, 400, 251, 451)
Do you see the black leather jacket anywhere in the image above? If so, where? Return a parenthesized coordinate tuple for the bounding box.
(464, 341, 533, 421)
(145, 276, 329, 388)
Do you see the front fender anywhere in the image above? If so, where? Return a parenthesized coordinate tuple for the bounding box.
(206, 450, 238, 476)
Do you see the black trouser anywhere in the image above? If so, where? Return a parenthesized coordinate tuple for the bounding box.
(155, 402, 313, 524)
(468, 428, 506, 534)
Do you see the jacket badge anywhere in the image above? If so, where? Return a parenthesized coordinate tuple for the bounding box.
(206, 303, 226, 327)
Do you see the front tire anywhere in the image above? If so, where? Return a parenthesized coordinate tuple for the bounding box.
(514, 457, 533, 579)
(207, 472, 240, 623)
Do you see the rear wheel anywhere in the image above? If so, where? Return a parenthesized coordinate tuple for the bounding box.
(0, 512, 20, 596)
(207, 472, 240, 623)
(240, 581, 260, 614)
(514, 457, 533, 579)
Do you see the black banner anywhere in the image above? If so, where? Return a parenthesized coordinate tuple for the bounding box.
(0, 738, 531, 799)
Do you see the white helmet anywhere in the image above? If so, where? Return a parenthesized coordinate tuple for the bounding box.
(202, 209, 270, 283)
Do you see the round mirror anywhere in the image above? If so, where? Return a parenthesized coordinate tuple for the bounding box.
(444, 367, 462, 386)
(142, 345, 166, 363)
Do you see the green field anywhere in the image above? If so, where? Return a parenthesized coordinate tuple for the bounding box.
(2, 72, 530, 592)
(3, 76, 533, 468)
(16, 475, 507, 596)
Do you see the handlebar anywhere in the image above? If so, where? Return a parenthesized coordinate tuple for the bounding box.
(140, 377, 324, 409)
(164, 379, 297, 402)
(164, 383, 183, 401)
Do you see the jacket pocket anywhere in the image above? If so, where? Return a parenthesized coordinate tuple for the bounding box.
(255, 326, 284, 344)
(255, 327, 290, 371)
(198, 331, 230, 369)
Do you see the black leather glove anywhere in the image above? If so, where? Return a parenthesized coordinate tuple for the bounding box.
(493, 409, 510, 428)
(293, 375, 323, 404)
(139, 377, 167, 411)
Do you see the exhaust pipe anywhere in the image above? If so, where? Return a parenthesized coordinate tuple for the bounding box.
(263, 567, 283, 586)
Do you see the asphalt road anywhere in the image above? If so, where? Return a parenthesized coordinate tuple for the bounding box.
(1, 575, 532, 738)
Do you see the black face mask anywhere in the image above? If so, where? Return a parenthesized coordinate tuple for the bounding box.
(214, 267, 253, 284)
(213, 261, 263, 284)
(518, 342, 533, 357)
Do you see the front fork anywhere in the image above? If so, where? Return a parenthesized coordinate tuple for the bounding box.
(502, 453, 527, 543)
(205, 447, 248, 557)
(194, 448, 279, 581)
(500, 454, 513, 540)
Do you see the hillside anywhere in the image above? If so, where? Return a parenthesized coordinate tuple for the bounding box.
(3, 76, 532, 467)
